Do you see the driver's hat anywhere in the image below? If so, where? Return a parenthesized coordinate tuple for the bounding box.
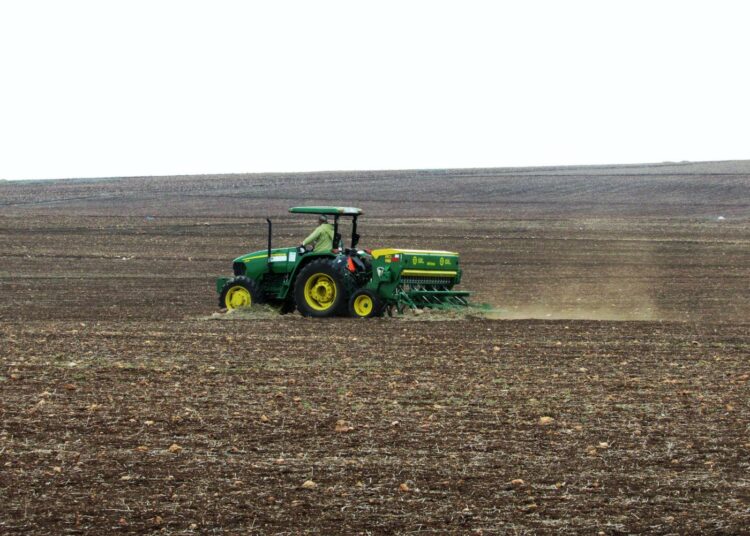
(318, 215, 328, 223)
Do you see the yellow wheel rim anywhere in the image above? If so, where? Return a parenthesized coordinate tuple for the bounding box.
(303, 273, 337, 311)
(225, 286, 252, 309)
(353, 294, 373, 317)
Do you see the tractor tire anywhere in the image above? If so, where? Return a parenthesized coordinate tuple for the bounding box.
(348, 289, 383, 319)
(294, 259, 355, 317)
(219, 276, 264, 310)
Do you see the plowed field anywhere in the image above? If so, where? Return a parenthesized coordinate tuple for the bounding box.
(1, 162, 749, 534)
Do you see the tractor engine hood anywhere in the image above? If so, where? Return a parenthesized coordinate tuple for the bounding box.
(232, 247, 299, 278)
(234, 248, 294, 265)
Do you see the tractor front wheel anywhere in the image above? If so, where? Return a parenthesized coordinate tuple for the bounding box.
(348, 289, 383, 319)
(219, 276, 263, 310)
(294, 260, 353, 317)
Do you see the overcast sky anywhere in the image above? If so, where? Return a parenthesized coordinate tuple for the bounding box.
(1, 1, 749, 180)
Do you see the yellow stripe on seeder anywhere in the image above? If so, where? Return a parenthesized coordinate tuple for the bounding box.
(401, 269, 458, 277)
(371, 248, 458, 259)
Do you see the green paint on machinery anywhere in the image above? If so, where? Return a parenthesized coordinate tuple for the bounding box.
(216, 207, 471, 318)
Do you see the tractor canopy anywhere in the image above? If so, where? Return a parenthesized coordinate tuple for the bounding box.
(289, 206, 362, 216)
(290, 206, 363, 251)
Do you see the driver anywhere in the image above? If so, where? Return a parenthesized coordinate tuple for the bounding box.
(300, 215, 334, 254)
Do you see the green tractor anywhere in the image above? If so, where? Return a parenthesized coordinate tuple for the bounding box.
(216, 207, 470, 318)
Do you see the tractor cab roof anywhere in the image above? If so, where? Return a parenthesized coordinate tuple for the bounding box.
(289, 206, 362, 216)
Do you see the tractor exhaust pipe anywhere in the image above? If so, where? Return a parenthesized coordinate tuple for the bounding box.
(266, 218, 272, 266)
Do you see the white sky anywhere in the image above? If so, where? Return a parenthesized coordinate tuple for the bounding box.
(1, 0, 749, 180)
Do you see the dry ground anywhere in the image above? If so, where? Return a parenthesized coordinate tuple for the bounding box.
(1, 162, 749, 534)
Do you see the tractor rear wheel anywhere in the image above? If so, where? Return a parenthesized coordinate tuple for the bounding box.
(348, 289, 383, 319)
(294, 259, 353, 317)
(219, 276, 263, 310)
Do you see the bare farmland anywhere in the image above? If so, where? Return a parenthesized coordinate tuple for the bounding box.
(1, 161, 749, 534)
